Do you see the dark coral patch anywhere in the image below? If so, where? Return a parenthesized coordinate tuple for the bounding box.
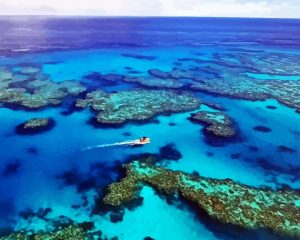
(57, 162, 120, 194)
(253, 125, 271, 133)
(77, 179, 97, 193)
(122, 132, 132, 137)
(121, 53, 158, 61)
(110, 212, 124, 223)
(128, 70, 141, 74)
(100, 74, 124, 82)
(125, 144, 182, 164)
(248, 146, 259, 152)
(79, 221, 94, 231)
(59, 97, 79, 116)
(71, 204, 81, 209)
(2, 160, 21, 176)
(202, 102, 225, 111)
(148, 69, 169, 79)
(168, 122, 176, 126)
(144, 237, 155, 240)
(83, 72, 103, 81)
(82, 195, 89, 208)
(159, 144, 182, 161)
(27, 147, 38, 155)
(266, 105, 277, 110)
(15, 118, 55, 135)
(277, 145, 297, 154)
(230, 153, 241, 159)
(124, 66, 133, 70)
(173, 62, 182, 66)
(81, 72, 125, 91)
(19, 209, 35, 220)
(150, 119, 160, 124)
(206, 152, 214, 157)
(19, 207, 51, 220)
(58, 169, 79, 186)
(57, 170, 97, 193)
(256, 157, 300, 177)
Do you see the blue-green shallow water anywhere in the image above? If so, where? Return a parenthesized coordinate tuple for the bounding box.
(0, 17, 299, 239)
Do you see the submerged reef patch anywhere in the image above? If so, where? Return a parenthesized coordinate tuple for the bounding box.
(16, 118, 55, 135)
(266, 105, 277, 110)
(123, 76, 183, 89)
(2, 160, 21, 177)
(190, 111, 236, 139)
(191, 78, 300, 113)
(0, 65, 86, 110)
(253, 125, 272, 133)
(0, 223, 112, 240)
(277, 145, 297, 154)
(103, 159, 300, 237)
(121, 53, 158, 61)
(148, 69, 170, 79)
(123, 143, 182, 167)
(76, 89, 200, 125)
(2, 225, 85, 240)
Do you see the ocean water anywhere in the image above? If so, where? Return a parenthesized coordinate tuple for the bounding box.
(0, 17, 299, 239)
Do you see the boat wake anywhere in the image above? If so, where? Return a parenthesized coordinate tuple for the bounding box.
(82, 139, 141, 151)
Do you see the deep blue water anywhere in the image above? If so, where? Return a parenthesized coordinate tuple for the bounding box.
(0, 17, 299, 239)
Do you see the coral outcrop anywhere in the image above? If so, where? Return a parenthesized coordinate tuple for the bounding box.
(0, 65, 86, 110)
(76, 90, 200, 125)
(190, 111, 236, 138)
(191, 79, 300, 113)
(2, 225, 85, 240)
(16, 118, 55, 134)
(123, 76, 183, 88)
(104, 159, 300, 237)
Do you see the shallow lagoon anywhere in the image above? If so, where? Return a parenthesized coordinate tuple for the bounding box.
(0, 17, 299, 240)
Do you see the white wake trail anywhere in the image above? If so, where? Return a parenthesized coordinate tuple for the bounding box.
(82, 139, 139, 151)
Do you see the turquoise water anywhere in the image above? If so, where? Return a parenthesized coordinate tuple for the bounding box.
(0, 17, 299, 239)
(246, 72, 300, 81)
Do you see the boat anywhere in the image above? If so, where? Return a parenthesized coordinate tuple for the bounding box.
(130, 137, 151, 145)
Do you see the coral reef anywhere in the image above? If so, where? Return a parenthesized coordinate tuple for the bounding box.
(253, 125, 272, 133)
(190, 111, 236, 138)
(104, 159, 300, 237)
(118, 51, 300, 114)
(191, 78, 300, 113)
(2, 225, 85, 240)
(121, 53, 158, 61)
(214, 52, 300, 76)
(0, 65, 86, 110)
(148, 69, 170, 79)
(123, 76, 183, 88)
(1, 223, 119, 240)
(16, 118, 55, 135)
(76, 90, 200, 124)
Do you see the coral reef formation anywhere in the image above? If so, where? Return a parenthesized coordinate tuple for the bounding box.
(191, 79, 300, 113)
(16, 118, 55, 135)
(123, 76, 183, 88)
(214, 51, 300, 76)
(2, 225, 85, 240)
(1, 223, 118, 240)
(0, 65, 86, 110)
(104, 159, 300, 237)
(190, 111, 236, 138)
(76, 90, 200, 124)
